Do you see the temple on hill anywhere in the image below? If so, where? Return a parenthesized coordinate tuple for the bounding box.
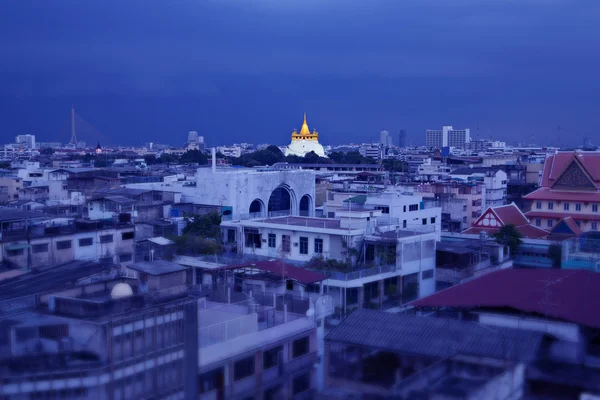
(284, 113, 326, 158)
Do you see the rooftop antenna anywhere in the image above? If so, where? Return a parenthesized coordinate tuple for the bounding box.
(70, 105, 77, 146)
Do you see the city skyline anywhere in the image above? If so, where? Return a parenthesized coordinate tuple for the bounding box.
(0, 1, 599, 146)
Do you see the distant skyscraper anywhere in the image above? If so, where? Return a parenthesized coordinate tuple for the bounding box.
(187, 130, 199, 143)
(15, 134, 35, 149)
(426, 125, 470, 149)
(398, 129, 407, 147)
(380, 130, 390, 147)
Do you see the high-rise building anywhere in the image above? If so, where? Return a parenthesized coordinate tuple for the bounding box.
(187, 130, 198, 143)
(15, 134, 36, 149)
(398, 129, 407, 147)
(426, 126, 470, 149)
(380, 130, 390, 147)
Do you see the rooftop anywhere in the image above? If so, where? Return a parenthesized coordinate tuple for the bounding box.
(411, 269, 600, 329)
(214, 260, 327, 285)
(128, 260, 187, 276)
(0, 208, 50, 222)
(326, 309, 543, 362)
(255, 216, 343, 230)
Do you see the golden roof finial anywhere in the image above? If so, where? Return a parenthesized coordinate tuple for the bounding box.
(304, 112, 307, 124)
(299, 112, 310, 136)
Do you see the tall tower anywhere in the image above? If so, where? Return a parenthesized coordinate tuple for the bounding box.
(70, 105, 77, 146)
(398, 129, 406, 147)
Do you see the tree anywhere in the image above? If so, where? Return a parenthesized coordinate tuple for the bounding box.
(548, 243, 563, 268)
(40, 147, 55, 155)
(182, 212, 222, 239)
(180, 149, 208, 164)
(494, 224, 523, 256)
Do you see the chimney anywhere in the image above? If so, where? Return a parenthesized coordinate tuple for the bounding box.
(212, 147, 216, 173)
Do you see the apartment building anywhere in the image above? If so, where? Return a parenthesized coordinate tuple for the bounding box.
(450, 167, 507, 208)
(0, 209, 135, 270)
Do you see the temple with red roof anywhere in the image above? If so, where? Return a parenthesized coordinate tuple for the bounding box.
(463, 202, 548, 239)
(524, 151, 600, 233)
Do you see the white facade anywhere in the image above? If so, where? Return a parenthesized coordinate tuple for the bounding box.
(450, 169, 507, 208)
(359, 143, 381, 159)
(217, 146, 242, 158)
(16, 134, 36, 149)
(426, 125, 470, 149)
(285, 139, 326, 158)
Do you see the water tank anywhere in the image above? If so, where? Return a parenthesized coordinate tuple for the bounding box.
(111, 283, 133, 299)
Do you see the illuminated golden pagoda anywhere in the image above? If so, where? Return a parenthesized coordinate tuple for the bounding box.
(291, 113, 319, 141)
(285, 113, 326, 158)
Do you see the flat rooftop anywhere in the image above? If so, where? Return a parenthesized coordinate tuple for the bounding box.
(128, 260, 187, 276)
(257, 216, 342, 229)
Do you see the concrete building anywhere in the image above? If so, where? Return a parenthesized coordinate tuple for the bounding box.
(426, 125, 471, 149)
(323, 309, 536, 399)
(0, 259, 320, 400)
(0, 177, 23, 204)
(358, 143, 381, 160)
(450, 167, 507, 208)
(0, 209, 135, 269)
(15, 134, 36, 149)
(125, 164, 316, 222)
(411, 269, 600, 398)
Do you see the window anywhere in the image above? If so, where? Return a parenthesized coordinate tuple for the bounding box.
(245, 230, 262, 249)
(593, 205, 599, 213)
(100, 234, 113, 244)
(56, 240, 71, 250)
(292, 373, 311, 395)
(403, 220, 407, 228)
(121, 231, 135, 240)
(299, 237, 308, 254)
(547, 220, 553, 228)
(198, 367, 223, 393)
(292, 336, 309, 359)
(263, 345, 283, 370)
(268, 233, 276, 248)
(32, 243, 49, 253)
(548, 202, 554, 210)
(592, 222, 598, 231)
(430, 217, 436, 224)
(227, 229, 236, 243)
(120, 254, 133, 263)
(7, 248, 24, 256)
(79, 237, 93, 247)
(564, 203, 570, 211)
(327, 212, 335, 218)
(576, 221, 581, 227)
(233, 356, 255, 381)
(314, 238, 323, 254)
(409, 204, 418, 211)
(422, 269, 434, 280)
(403, 205, 406, 212)
(422, 218, 427, 225)
(282, 235, 291, 253)
(535, 218, 541, 227)
(375, 206, 389, 214)
(576, 203, 582, 211)
(264, 384, 283, 400)
(536, 201, 542, 209)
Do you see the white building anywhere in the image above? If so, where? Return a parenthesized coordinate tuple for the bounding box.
(125, 162, 316, 221)
(15, 134, 36, 149)
(359, 143, 381, 160)
(284, 114, 326, 158)
(450, 167, 507, 208)
(217, 145, 242, 158)
(426, 125, 471, 149)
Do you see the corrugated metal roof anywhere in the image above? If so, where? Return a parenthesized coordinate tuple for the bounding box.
(326, 309, 543, 362)
(411, 269, 600, 329)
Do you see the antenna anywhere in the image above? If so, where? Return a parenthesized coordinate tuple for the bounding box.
(70, 105, 77, 146)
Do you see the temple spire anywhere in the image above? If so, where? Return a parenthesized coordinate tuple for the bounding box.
(304, 112, 307, 124)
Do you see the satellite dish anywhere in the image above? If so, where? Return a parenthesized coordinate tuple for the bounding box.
(306, 308, 315, 317)
(111, 283, 133, 299)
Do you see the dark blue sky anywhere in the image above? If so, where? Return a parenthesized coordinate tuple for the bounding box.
(1, 0, 599, 147)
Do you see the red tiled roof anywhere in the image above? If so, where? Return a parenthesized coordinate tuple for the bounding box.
(525, 211, 600, 221)
(464, 203, 548, 238)
(220, 260, 327, 285)
(540, 152, 600, 188)
(494, 204, 529, 226)
(411, 269, 600, 329)
(524, 188, 600, 202)
(462, 224, 548, 239)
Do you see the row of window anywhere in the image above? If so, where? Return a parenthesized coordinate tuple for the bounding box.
(267, 234, 323, 255)
(535, 218, 598, 230)
(536, 201, 599, 212)
(14, 232, 134, 253)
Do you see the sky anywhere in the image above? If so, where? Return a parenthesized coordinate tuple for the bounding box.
(0, 0, 599, 147)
